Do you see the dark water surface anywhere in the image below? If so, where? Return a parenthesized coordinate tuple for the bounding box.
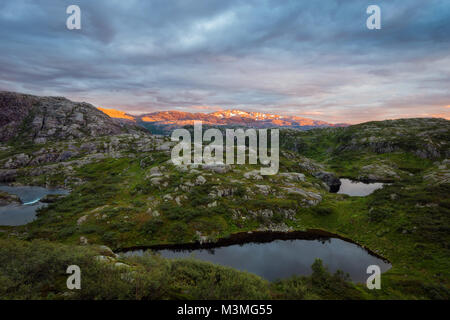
(0, 185, 68, 226)
(124, 237, 391, 283)
(337, 179, 385, 196)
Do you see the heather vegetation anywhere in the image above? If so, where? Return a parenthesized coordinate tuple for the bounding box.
(0, 239, 371, 300)
(0, 97, 449, 301)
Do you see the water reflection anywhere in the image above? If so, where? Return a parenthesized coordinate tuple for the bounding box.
(0, 185, 68, 226)
(337, 179, 384, 196)
(125, 237, 391, 283)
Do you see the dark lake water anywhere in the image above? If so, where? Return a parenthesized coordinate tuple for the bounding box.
(337, 179, 384, 196)
(0, 185, 68, 226)
(124, 236, 391, 283)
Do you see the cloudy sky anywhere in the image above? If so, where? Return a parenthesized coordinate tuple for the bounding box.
(0, 0, 449, 123)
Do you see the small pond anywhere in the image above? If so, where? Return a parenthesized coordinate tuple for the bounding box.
(123, 232, 391, 283)
(337, 179, 385, 196)
(0, 185, 68, 226)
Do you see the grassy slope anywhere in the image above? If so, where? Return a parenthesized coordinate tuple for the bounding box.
(279, 118, 450, 298)
(280, 118, 448, 178)
(20, 153, 325, 248)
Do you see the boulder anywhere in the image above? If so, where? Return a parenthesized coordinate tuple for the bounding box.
(313, 171, 341, 192)
(77, 215, 88, 225)
(79, 236, 88, 245)
(150, 177, 163, 186)
(0, 169, 17, 182)
(254, 184, 271, 196)
(57, 151, 77, 162)
(207, 201, 217, 208)
(201, 164, 231, 174)
(3, 153, 30, 169)
(195, 175, 207, 185)
(243, 170, 263, 180)
(0, 190, 21, 206)
(358, 164, 399, 181)
(279, 172, 305, 182)
(148, 166, 163, 177)
(98, 245, 118, 258)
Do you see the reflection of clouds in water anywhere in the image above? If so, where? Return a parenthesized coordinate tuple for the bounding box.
(0, 185, 68, 203)
(145, 238, 391, 283)
(337, 179, 384, 196)
(0, 185, 68, 226)
(0, 203, 44, 226)
(23, 198, 41, 205)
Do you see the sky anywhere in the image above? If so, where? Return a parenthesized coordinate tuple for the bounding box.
(0, 0, 449, 124)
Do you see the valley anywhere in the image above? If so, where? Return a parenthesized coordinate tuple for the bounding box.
(0, 92, 448, 300)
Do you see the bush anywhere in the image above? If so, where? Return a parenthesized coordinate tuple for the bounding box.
(189, 191, 210, 207)
(272, 259, 362, 300)
(312, 206, 334, 216)
(0, 239, 272, 300)
(368, 208, 389, 223)
(168, 258, 271, 299)
(101, 231, 118, 245)
(79, 224, 101, 234)
(141, 218, 163, 235)
(271, 212, 284, 223)
(160, 203, 201, 222)
(57, 225, 78, 238)
(168, 222, 188, 242)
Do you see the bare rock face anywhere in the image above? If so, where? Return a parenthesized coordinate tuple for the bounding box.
(279, 172, 305, 182)
(313, 171, 341, 192)
(358, 164, 400, 181)
(0, 91, 136, 143)
(3, 153, 30, 169)
(0, 169, 17, 182)
(243, 170, 263, 180)
(0, 190, 21, 206)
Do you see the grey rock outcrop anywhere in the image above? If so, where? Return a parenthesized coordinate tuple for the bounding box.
(0, 190, 21, 206)
(243, 170, 263, 180)
(0, 91, 140, 143)
(313, 172, 341, 192)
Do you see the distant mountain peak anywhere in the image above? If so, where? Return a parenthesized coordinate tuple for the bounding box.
(97, 107, 136, 121)
(97, 107, 349, 134)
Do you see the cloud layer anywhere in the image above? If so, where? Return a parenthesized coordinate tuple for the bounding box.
(1, 0, 449, 123)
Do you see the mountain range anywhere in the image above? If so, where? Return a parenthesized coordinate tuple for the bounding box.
(98, 107, 349, 134)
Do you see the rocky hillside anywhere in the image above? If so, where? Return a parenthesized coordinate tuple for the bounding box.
(0, 92, 142, 144)
(281, 118, 450, 181)
(0, 132, 168, 184)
